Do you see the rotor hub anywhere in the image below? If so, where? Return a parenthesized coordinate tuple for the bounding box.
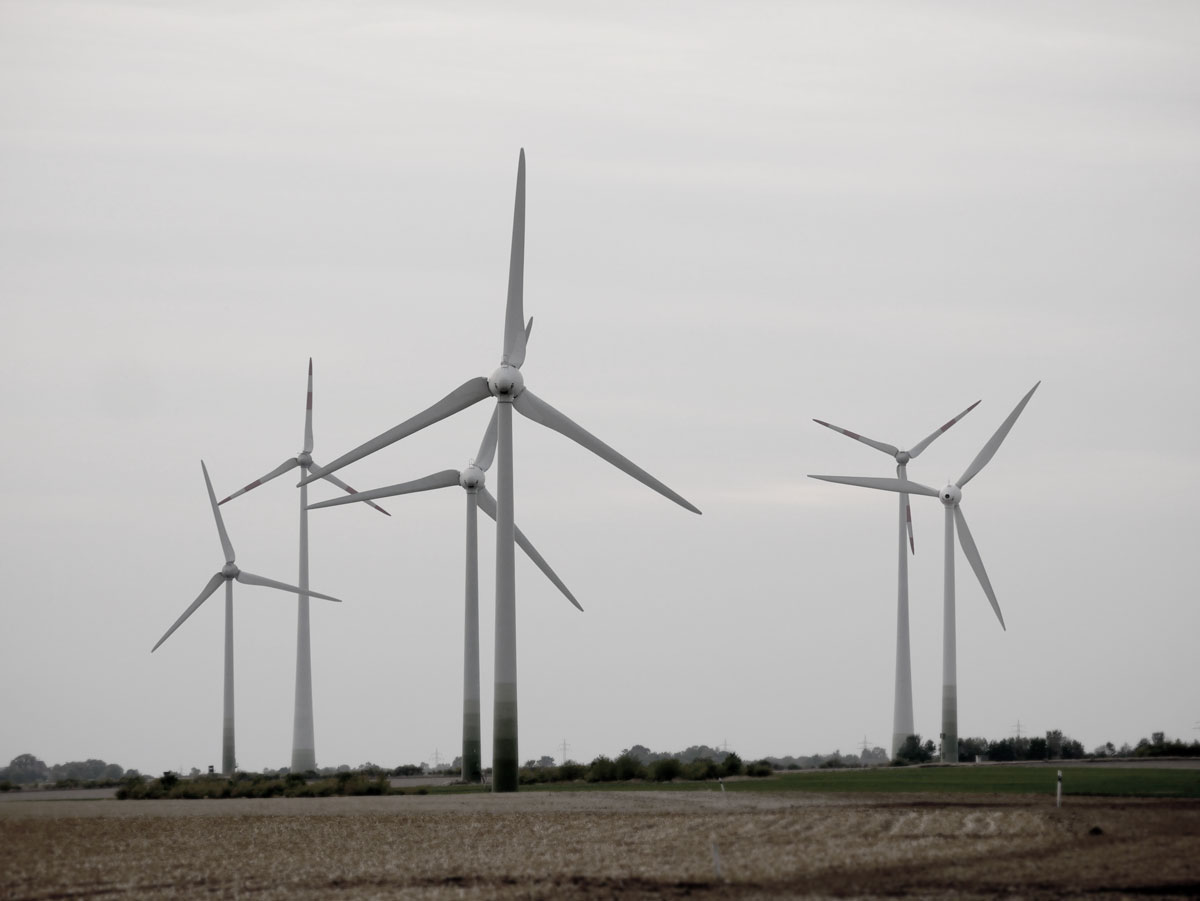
(488, 364, 525, 399)
(939, 484, 962, 506)
(298, 451, 313, 467)
(896, 451, 911, 465)
(460, 465, 486, 490)
(221, 563, 240, 579)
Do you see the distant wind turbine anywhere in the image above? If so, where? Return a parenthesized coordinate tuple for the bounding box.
(813, 400, 979, 757)
(299, 149, 701, 791)
(811, 383, 1039, 763)
(217, 359, 389, 774)
(152, 461, 343, 775)
(309, 391, 582, 784)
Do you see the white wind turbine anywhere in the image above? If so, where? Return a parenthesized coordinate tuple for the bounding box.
(217, 359, 389, 773)
(811, 382, 1039, 764)
(308, 397, 582, 784)
(152, 461, 343, 775)
(299, 148, 701, 791)
(813, 400, 980, 758)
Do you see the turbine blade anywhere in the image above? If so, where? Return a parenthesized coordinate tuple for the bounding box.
(475, 407, 500, 472)
(957, 382, 1040, 488)
(502, 149, 527, 368)
(235, 570, 342, 603)
(303, 358, 314, 454)
(953, 506, 1006, 629)
(308, 469, 460, 510)
(311, 464, 391, 516)
(218, 458, 299, 505)
(906, 501, 915, 554)
(907, 399, 981, 459)
(151, 572, 225, 652)
(808, 474, 940, 497)
(811, 419, 898, 457)
(202, 461, 236, 564)
(478, 487, 583, 611)
(513, 388, 701, 515)
(299, 377, 492, 485)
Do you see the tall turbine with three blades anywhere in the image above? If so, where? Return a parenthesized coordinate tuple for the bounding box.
(300, 149, 701, 791)
(309, 398, 582, 783)
(218, 360, 389, 773)
(813, 400, 979, 757)
(811, 383, 1039, 763)
(152, 462, 343, 775)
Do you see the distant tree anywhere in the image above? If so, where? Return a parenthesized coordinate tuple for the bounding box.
(894, 735, 933, 764)
(1026, 737, 1048, 760)
(587, 756, 617, 782)
(720, 752, 744, 777)
(988, 738, 1016, 762)
(6, 754, 49, 784)
(1046, 730, 1064, 759)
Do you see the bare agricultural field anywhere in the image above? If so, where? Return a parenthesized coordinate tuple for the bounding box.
(3, 790, 1198, 899)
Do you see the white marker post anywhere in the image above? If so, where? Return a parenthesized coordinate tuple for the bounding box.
(1056, 770, 1062, 807)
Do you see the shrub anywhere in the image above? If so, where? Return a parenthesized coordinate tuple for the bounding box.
(651, 758, 682, 782)
(614, 753, 646, 781)
(558, 761, 586, 782)
(682, 758, 719, 781)
(745, 760, 773, 777)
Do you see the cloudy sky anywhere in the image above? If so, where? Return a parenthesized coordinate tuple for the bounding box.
(2, 1, 1197, 775)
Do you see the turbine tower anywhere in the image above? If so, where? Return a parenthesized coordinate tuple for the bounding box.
(812, 400, 979, 757)
(309, 396, 582, 783)
(811, 382, 1039, 763)
(152, 461, 343, 775)
(217, 359, 389, 773)
(299, 149, 701, 791)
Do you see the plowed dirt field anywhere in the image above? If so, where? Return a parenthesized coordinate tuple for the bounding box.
(3, 790, 1198, 898)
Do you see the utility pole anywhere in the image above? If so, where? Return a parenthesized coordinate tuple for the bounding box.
(1012, 720, 1023, 740)
(430, 748, 442, 771)
(560, 738, 570, 765)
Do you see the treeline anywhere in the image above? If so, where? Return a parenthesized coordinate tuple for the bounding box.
(0, 754, 137, 790)
(118, 770, 397, 800)
(519, 751, 772, 785)
(893, 730, 1200, 764)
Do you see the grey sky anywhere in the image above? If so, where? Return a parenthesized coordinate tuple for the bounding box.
(2, 1, 1197, 774)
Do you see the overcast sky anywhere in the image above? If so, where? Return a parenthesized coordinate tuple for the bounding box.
(2, 1, 1197, 775)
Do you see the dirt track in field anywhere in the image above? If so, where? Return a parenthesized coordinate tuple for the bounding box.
(3, 791, 1198, 899)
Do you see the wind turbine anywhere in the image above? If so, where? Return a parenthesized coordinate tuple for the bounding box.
(308, 399, 582, 784)
(813, 400, 980, 758)
(810, 382, 1039, 764)
(152, 461, 343, 775)
(216, 359, 389, 773)
(299, 148, 701, 791)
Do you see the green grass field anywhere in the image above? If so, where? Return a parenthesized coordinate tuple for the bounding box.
(419, 765, 1200, 798)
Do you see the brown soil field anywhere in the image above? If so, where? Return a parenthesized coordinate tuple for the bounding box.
(3, 790, 1198, 899)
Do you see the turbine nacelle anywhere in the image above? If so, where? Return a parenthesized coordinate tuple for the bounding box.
(460, 465, 486, 490)
(489, 364, 525, 399)
(939, 484, 962, 506)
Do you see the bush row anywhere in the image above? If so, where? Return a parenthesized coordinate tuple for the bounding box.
(518, 752, 772, 785)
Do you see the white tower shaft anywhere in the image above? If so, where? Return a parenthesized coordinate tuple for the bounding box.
(493, 400, 518, 791)
(892, 465, 915, 757)
(222, 579, 235, 775)
(462, 488, 482, 782)
(292, 474, 316, 773)
(942, 504, 958, 763)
